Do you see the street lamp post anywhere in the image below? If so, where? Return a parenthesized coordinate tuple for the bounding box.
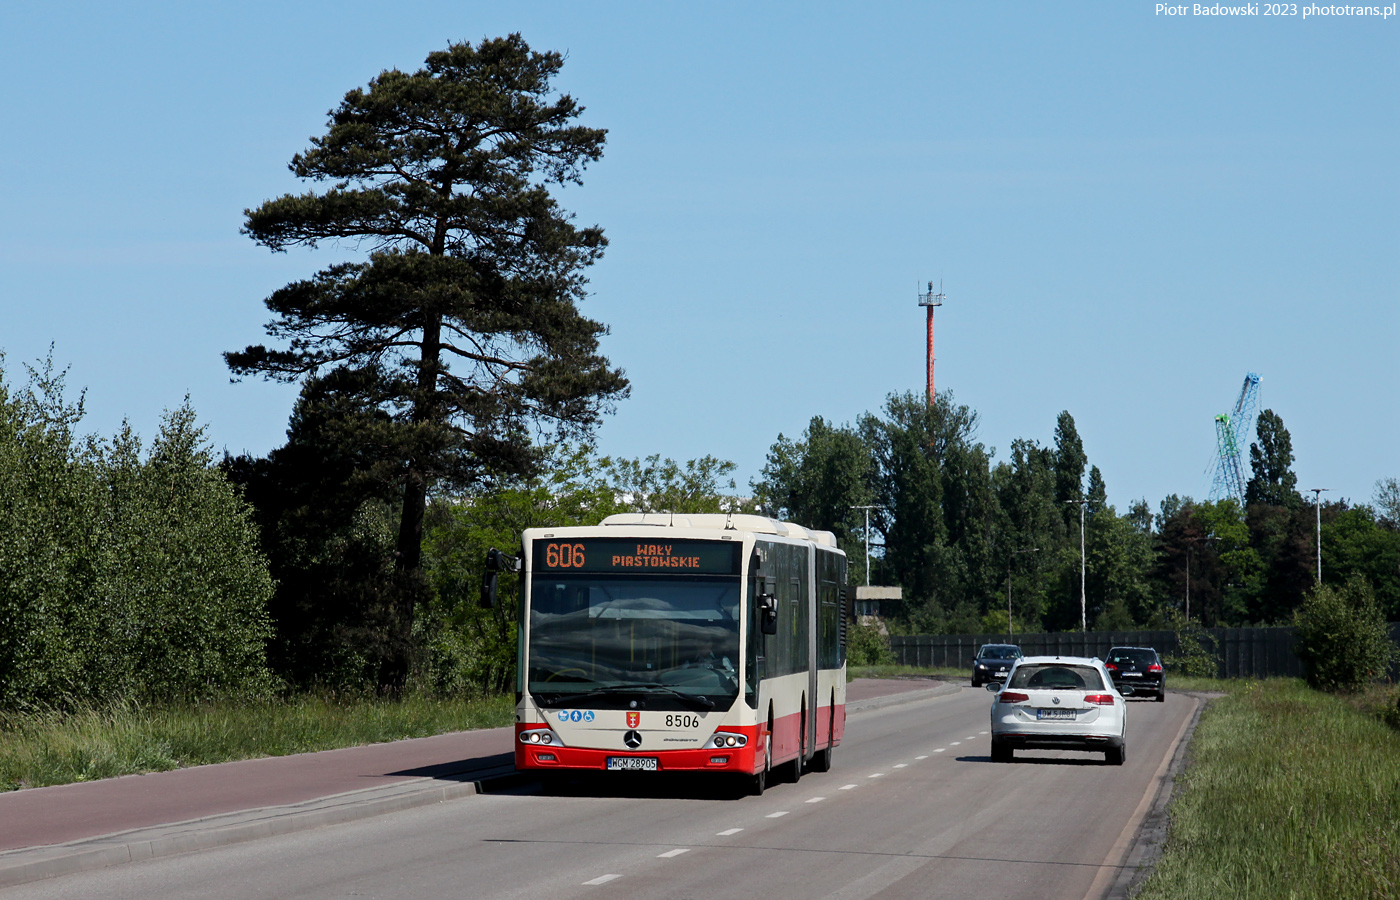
(1065, 499, 1088, 630)
(1309, 488, 1330, 583)
(1007, 547, 1040, 639)
(850, 505, 884, 586)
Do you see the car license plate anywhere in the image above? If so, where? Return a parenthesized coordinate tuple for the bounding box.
(1036, 709, 1076, 720)
(607, 757, 658, 771)
(1122, 672, 1141, 677)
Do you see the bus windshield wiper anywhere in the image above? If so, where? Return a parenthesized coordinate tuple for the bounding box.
(536, 682, 714, 711)
(535, 682, 634, 706)
(629, 684, 715, 711)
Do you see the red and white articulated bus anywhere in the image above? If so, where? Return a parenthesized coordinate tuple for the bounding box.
(486, 513, 848, 794)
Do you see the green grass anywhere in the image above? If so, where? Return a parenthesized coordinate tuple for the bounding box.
(1135, 679, 1400, 900)
(0, 693, 515, 792)
(847, 665, 965, 680)
(1162, 674, 1232, 693)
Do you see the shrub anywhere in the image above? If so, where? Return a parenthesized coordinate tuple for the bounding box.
(846, 621, 894, 666)
(1292, 575, 1397, 693)
(1162, 614, 1218, 678)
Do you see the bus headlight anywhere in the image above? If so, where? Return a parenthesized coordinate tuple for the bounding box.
(703, 732, 749, 749)
(519, 727, 566, 747)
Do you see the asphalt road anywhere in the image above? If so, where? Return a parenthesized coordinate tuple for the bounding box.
(0, 687, 1197, 900)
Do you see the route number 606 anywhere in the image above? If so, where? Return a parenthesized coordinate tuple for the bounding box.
(545, 543, 585, 568)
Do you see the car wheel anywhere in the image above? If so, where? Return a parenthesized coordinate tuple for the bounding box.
(1156, 688, 1166, 703)
(990, 738, 1012, 763)
(811, 744, 833, 773)
(1106, 741, 1125, 766)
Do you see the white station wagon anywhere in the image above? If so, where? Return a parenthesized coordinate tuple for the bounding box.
(985, 656, 1127, 765)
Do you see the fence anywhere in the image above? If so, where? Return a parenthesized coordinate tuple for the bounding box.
(889, 623, 1400, 680)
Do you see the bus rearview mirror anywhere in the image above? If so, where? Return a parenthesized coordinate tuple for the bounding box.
(480, 547, 506, 609)
(759, 593, 778, 635)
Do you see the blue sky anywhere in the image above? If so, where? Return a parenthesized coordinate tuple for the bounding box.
(1, 2, 1395, 512)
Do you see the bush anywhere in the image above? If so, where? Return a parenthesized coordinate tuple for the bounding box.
(1162, 614, 1218, 678)
(1292, 575, 1397, 693)
(846, 621, 894, 666)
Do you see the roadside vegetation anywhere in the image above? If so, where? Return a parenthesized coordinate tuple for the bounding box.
(1136, 679, 1400, 900)
(847, 665, 964, 680)
(0, 693, 514, 792)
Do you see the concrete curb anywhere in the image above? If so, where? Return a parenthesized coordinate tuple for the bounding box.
(0, 765, 517, 889)
(847, 681, 963, 713)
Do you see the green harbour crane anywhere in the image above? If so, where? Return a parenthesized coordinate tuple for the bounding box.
(1209, 373, 1261, 507)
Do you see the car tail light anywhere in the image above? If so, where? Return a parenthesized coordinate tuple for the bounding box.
(1147, 663, 1162, 673)
(1084, 694, 1115, 705)
(1104, 663, 1119, 672)
(999, 691, 1029, 703)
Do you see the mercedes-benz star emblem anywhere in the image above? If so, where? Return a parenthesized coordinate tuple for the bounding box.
(623, 730, 643, 749)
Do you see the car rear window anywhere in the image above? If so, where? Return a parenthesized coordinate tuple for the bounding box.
(979, 646, 1020, 659)
(1108, 649, 1157, 667)
(1007, 664, 1105, 690)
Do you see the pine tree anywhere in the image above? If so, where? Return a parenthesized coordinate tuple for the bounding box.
(229, 36, 629, 691)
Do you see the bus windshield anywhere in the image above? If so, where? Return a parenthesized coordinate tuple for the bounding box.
(528, 574, 741, 709)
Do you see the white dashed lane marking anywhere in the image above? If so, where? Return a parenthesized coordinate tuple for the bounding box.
(806, 796, 826, 803)
(839, 784, 858, 790)
(867, 773, 884, 778)
(716, 828, 744, 836)
(915, 755, 928, 760)
(657, 849, 690, 858)
(893, 764, 907, 768)
(934, 748, 946, 753)
(950, 742, 961, 746)
(584, 874, 622, 885)
(766, 811, 790, 818)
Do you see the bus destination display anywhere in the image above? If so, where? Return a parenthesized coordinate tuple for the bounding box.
(533, 538, 739, 575)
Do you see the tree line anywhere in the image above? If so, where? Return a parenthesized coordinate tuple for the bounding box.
(753, 392, 1400, 636)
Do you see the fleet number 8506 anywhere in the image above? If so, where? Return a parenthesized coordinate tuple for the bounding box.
(665, 714, 700, 728)
(545, 543, 586, 567)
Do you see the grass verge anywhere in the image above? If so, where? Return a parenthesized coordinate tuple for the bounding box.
(848, 665, 965, 680)
(1134, 679, 1400, 900)
(0, 693, 515, 792)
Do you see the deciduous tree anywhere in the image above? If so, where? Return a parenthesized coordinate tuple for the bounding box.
(1246, 409, 1300, 509)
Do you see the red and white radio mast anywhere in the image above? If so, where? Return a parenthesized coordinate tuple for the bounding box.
(917, 280, 945, 405)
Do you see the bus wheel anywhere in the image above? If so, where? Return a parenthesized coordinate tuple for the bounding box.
(750, 738, 770, 796)
(789, 707, 805, 783)
(810, 701, 835, 772)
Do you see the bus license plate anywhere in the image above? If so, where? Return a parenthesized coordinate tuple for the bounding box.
(607, 757, 658, 771)
(1037, 709, 1076, 720)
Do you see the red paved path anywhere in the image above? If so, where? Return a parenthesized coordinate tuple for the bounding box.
(0, 678, 945, 853)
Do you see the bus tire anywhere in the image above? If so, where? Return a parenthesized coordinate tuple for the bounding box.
(810, 702, 834, 772)
(751, 736, 771, 796)
(788, 705, 805, 783)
